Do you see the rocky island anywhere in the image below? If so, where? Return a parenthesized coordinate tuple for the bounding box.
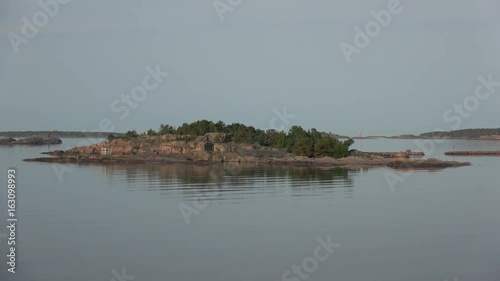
(24, 130, 469, 169)
(22, 121, 470, 169)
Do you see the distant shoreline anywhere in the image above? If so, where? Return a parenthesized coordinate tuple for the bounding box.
(3, 128, 500, 141)
(0, 131, 122, 138)
(0, 136, 63, 146)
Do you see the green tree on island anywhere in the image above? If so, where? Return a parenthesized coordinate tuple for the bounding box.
(113, 120, 354, 159)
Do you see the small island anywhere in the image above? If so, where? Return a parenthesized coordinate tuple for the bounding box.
(23, 121, 469, 169)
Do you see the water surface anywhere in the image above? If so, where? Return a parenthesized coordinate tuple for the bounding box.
(1, 138, 499, 281)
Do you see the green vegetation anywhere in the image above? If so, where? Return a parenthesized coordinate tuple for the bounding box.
(419, 128, 500, 139)
(114, 120, 354, 158)
(117, 120, 354, 159)
(109, 130, 138, 141)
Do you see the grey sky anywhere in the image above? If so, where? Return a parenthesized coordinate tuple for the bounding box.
(1, 0, 499, 136)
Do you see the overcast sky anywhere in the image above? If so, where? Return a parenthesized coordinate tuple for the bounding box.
(0, 0, 499, 136)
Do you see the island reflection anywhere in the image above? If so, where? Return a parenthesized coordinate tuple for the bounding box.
(94, 164, 365, 199)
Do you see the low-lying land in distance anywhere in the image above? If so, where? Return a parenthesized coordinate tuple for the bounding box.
(0, 136, 62, 145)
(0, 131, 120, 138)
(3, 127, 499, 141)
(391, 128, 500, 140)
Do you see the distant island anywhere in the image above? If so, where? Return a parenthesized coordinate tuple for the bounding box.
(5, 128, 500, 141)
(391, 128, 500, 140)
(0, 136, 62, 145)
(24, 120, 469, 169)
(0, 131, 121, 139)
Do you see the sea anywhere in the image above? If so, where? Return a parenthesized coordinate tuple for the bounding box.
(0, 138, 499, 281)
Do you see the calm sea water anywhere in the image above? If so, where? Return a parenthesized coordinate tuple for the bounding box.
(1, 138, 499, 281)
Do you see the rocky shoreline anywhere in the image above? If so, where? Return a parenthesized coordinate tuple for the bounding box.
(24, 154, 470, 169)
(23, 133, 470, 169)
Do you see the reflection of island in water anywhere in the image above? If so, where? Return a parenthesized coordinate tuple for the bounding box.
(96, 164, 365, 199)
